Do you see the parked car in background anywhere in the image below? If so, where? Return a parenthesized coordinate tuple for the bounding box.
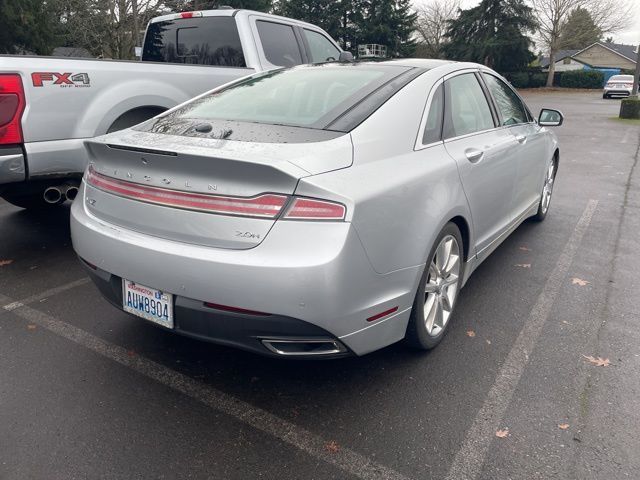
(71, 60, 564, 358)
(0, 8, 342, 209)
(603, 74, 635, 98)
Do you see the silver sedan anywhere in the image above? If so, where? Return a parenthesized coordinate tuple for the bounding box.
(71, 59, 563, 358)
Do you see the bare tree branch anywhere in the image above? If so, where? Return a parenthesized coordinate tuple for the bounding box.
(415, 0, 460, 58)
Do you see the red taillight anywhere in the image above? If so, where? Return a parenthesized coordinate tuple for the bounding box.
(0, 74, 25, 145)
(283, 197, 346, 221)
(203, 302, 271, 316)
(86, 165, 288, 218)
(86, 166, 347, 221)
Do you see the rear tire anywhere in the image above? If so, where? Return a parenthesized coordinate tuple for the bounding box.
(603, 93, 608, 99)
(405, 222, 464, 350)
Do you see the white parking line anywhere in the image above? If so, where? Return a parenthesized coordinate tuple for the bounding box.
(2, 295, 410, 480)
(445, 199, 598, 480)
(1, 277, 90, 312)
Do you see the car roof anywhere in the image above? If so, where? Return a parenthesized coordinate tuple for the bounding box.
(377, 58, 456, 69)
(150, 8, 331, 31)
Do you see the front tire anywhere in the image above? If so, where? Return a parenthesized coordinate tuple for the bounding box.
(405, 223, 464, 350)
(532, 155, 557, 222)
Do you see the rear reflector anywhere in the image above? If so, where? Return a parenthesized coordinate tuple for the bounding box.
(0, 74, 25, 145)
(367, 306, 399, 322)
(86, 165, 288, 218)
(283, 197, 346, 220)
(204, 302, 271, 316)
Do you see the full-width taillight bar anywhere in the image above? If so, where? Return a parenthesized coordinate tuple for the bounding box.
(85, 165, 346, 221)
(0, 74, 26, 145)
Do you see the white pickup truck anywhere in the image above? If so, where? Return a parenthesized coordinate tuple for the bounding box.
(0, 8, 344, 209)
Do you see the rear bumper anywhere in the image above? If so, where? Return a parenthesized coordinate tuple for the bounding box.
(24, 138, 87, 179)
(0, 146, 26, 185)
(603, 88, 632, 96)
(83, 261, 352, 358)
(71, 182, 420, 357)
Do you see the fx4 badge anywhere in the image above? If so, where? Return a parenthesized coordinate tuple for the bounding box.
(32, 72, 91, 88)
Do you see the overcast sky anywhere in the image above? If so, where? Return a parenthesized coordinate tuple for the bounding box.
(413, 0, 640, 47)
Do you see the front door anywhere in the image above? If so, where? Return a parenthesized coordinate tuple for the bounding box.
(442, 72, 520, 257)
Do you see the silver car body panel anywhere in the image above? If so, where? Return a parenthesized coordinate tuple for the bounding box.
(71, 60, 560, 356)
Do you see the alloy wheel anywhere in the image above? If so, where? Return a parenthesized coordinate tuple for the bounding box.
(541, 160, 556, 214)
(423, 235, 461, 337)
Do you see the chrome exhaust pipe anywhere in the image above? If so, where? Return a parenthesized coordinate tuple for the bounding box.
(43, 186, 63, 204)
(261, 338, 348, 356)
(64, 185, 79, 201)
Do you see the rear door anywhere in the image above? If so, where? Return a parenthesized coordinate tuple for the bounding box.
(250, 17, 307, 68)
(481, 72, 547, 216)
(443, 71, 520, 257)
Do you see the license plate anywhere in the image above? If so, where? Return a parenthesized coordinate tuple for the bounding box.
(122, 279, 174, 329)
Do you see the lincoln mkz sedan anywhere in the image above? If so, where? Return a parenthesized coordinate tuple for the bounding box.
(71, 59, 563, 358)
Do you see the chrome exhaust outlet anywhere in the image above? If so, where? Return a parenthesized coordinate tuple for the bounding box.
(261, 338, 348, 356)
(43, 186, 63, 204)
(64, 185, 79, 201)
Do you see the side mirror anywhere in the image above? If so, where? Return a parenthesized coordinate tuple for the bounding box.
(538, 108, 563, 127)
(338, 51, 354, 63)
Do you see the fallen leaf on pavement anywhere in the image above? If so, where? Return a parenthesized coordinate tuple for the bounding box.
(495, 429, 509, 438)
(466, 330, 476, 337)
(571, 278, 590, 286)
(583, 355, 611, 367)
(0, 259, 13, 267)
(519, 246, 531, 252)
(558, 424, 570, 430)
(27, 324, 36, 331)
(514, 264, 531, 268)
(324, 440, 340, 453)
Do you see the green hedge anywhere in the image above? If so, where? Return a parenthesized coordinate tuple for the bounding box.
(559, 70, 604, 88)
(503, 72, 547, 88)
(620, 96, 640, 119)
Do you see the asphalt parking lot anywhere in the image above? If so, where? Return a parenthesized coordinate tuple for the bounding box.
(1, 90, 639, 480)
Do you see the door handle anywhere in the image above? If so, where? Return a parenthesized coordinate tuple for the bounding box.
(465, 148, 484, 163)
(515, 134, 526, 144)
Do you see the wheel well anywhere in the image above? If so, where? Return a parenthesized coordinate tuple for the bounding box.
(450, 216, 470, 261)
(107, 106, 167, 134)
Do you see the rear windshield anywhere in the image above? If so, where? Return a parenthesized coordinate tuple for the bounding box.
(142, 16, 246, 67)
(159, 64, 409, 129)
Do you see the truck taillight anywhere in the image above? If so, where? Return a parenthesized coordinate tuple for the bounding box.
(0, 74, 25, 145)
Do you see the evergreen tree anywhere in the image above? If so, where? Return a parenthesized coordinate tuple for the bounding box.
(359, 0, 417, 57)
(0, 0, 58, 54)
(558, 7, 601, 50)
(443, 0, 537, 72)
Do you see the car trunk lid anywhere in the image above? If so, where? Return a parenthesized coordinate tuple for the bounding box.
(83, 130, 352, 249)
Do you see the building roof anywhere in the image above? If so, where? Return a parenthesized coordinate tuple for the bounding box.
(540, 50, 579, 68)
(573, 42, 638, 65)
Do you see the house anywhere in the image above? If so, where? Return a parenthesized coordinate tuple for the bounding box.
(572, 42, 637, 71)
(540, 49, 582, 72)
